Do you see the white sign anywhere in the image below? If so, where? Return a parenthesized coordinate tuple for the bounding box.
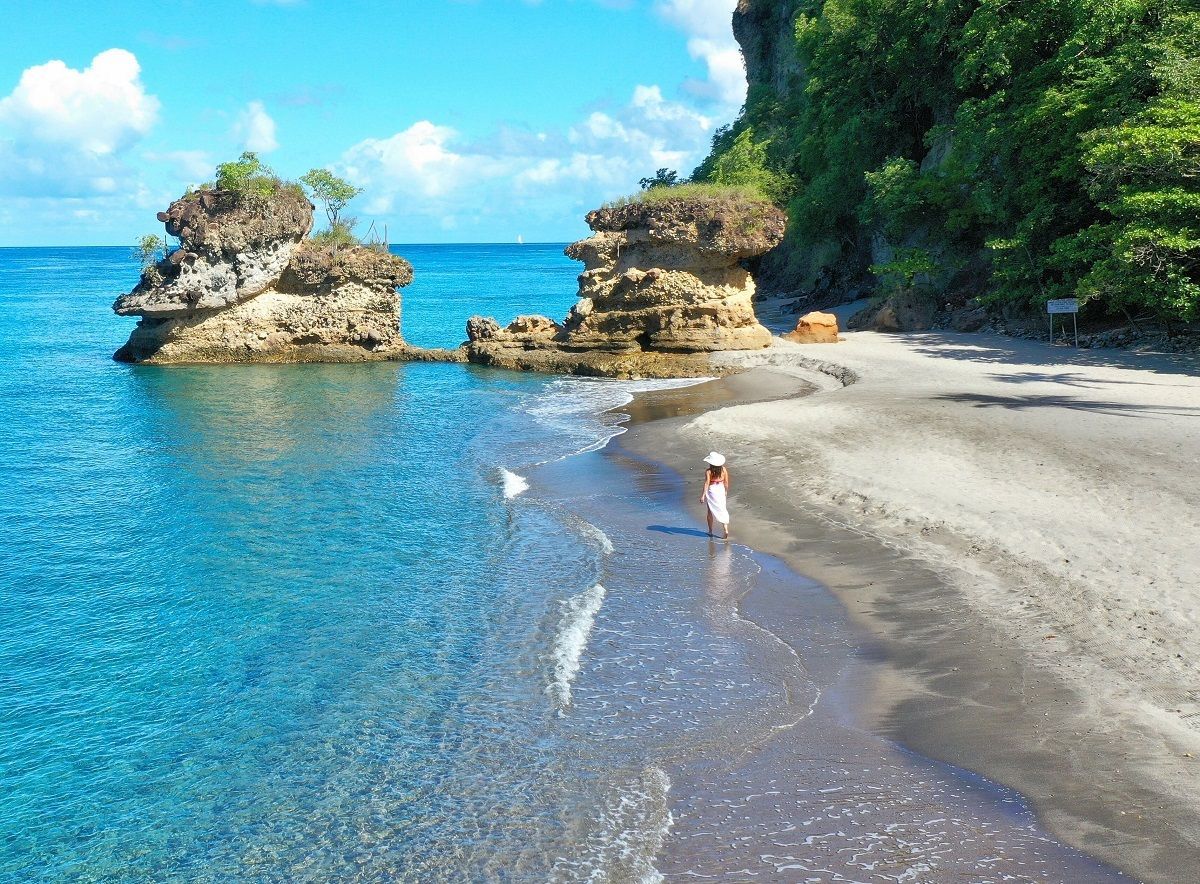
(1047, 298, 1079, 314)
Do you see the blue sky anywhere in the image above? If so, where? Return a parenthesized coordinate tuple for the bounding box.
(0, 0, 744, 245)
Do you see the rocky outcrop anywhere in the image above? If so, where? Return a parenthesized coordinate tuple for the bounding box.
(113, 188, 415, 364)
(784, 311, 840, 344)
(465, 193, 785, 377)
(848, 291, 936, 333)
(115, 188, 313, 319)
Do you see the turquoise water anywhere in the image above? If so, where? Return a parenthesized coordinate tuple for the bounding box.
(0, 246, 1122, 881)
(0, 245, 602, 878)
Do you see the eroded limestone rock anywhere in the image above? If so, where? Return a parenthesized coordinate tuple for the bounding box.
(465, 193, 786, 377)
(113, 188, 415, 364)
(849, 290, 936, 332)
(114, 188, 313, 319)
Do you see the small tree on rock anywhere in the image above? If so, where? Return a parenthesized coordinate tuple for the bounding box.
(214, 152, 280, 202)
(640, 168, 680, 190)
(133, 234, 168, 284)
(301, 168, 362, 229)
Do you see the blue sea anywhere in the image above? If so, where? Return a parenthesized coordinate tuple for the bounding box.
(0, 245, 1122, 881)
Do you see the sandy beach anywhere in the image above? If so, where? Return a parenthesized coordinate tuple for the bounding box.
(619, 307, 1200, 882)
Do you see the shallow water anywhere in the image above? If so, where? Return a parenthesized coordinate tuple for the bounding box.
(0, 246, 1122, 881)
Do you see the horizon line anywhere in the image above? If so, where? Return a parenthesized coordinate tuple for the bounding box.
(0, 241, 575, 249)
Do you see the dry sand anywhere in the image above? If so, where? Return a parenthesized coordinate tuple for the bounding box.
(620, 308, 1200, 882)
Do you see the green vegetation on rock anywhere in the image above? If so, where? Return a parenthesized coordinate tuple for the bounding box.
(217, 152, 299, 202)
(698, 0, 1200, 323)
(187, 152, 304, 208)
(603, 182, 773, 211)
(639, 168, 682, 190)
(132, 233, 168, 284)
(300, 168, 362, 229)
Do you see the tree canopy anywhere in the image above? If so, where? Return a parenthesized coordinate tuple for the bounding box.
(301, 168, 362, 228)
(639, 168, 681, 190)
(696, 0, 1200, 323)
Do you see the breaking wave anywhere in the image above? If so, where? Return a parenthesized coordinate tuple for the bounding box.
(500, 468, 529, 499)
(546, 583, 606, 710)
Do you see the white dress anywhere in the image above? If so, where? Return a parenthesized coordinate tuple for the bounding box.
(705, 479, 730, 526)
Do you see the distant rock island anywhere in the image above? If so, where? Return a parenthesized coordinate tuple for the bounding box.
(113, 169, 784, 377)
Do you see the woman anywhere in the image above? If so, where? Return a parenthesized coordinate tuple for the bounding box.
(700, 452, 730, 539)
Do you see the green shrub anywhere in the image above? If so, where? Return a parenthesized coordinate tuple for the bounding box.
(603, 182, 771, 211)
(212, 151, 291, 205)
(639, 168, 682, 190)
(309, 218, 361, 251)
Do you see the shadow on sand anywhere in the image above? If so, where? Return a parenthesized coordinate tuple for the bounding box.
(902, 331, 1199, 377)
(933, 391, 1200, 418)
(648, 524, 715, 539)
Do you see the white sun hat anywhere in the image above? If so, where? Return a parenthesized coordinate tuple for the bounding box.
(703, 452, 726, 467)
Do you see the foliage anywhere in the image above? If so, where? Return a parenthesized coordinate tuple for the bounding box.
(694, 0, 1200, 322)
(301, 168, 362, 227)
(309, 218, 361, 252)
(870, 247, 939, 289)
(212, 151, 292, 204)
(602, 182, 775, 212)
(706, 128, 792, 204)
(132, 233, 167, 284)
(640, 168, 682, 190)
(133, 234, 167, 268)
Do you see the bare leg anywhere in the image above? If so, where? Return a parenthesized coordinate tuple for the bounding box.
(722, 522, 730, 540)
(706, 509, 714, 537)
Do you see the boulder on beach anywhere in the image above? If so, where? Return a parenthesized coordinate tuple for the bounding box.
(784, 311, 840, 344)
(465, 188, 786, 377)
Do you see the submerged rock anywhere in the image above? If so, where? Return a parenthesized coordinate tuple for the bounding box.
(113, 188, 415, 364)
(466, 191, 785, 377)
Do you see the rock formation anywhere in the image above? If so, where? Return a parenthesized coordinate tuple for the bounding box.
(784, 311, 840, 344)
(847, 291, 936, 333)
(113, 187, 416, 364)
(465, 192, 786, 377)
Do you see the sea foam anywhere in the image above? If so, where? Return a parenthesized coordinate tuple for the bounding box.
(524, 376, 711, 465)
(578, 520, 614, 556)
(500, 469, 529, 499)
(547, 583, 606, 710)
(549, 766, 673, 884)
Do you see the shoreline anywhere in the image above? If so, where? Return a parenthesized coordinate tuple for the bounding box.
(612, 332, 1200, 882)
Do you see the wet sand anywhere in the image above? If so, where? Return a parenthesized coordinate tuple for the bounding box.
(526, 403, 1122, 881)
(615, 352, 1200, 882)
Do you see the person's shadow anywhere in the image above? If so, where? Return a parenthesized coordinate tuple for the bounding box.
(648, 524, 714, 539)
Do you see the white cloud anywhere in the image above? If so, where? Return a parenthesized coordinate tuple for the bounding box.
(0, 49, 159, 153)
(0, 49, 160, 198)
(654, 0, 746, 107)
(336, 83, 717, 235)
(233, 100, 278, 153)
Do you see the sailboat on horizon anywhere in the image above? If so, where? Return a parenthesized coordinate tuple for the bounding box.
(516, 234, 524, 245)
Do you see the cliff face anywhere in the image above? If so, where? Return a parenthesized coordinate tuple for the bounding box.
(113, 189, 415, 364)
(465, 193, 785, 377)
(733, 0, 804, 96)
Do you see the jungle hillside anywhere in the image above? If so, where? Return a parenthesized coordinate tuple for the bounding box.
(694, 0, 1199, 330)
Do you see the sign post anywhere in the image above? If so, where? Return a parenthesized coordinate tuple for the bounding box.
(1047, 298, 1079, 347)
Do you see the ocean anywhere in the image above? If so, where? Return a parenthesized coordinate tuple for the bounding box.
(0, 245, 1121, 881)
